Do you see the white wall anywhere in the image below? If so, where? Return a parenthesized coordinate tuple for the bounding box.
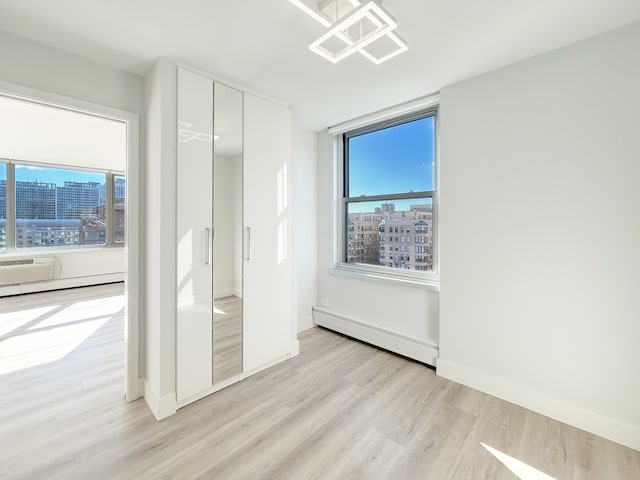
(292, 121, 318, 332)
(0, 248, 124, 297)
(143, 58, 177, 419)
(213, 154, 234, 297)
(0, 31, 143, 115)
(438, 22, 640, 450)
(316, 130, 440, 361)
(213, 154, 242, 298)
(232, 155, 243, 296)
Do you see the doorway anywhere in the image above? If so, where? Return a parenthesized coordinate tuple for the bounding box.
(0, 81, 140, 400)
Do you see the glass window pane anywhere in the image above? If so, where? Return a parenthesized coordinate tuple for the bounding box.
(347, 115, 435, 197)
(0, 163, 6, 249)
(15, 165, 106, 248)
(114, 175, 126, 243)
(346, 198, 433, 271)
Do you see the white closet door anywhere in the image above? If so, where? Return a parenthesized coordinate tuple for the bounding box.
(243, 94, 292, 372)
(176, 68, 214, 402)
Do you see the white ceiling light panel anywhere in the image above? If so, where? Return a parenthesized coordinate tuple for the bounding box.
(288, 0, 408, 64)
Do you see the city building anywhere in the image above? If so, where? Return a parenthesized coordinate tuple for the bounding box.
(15, 218, 82, 248)
(56, 181, 101, 220)
(346, 211, 383, 265)
(15, 180, 56, 219)
(378, 205, 433, 271)
(114, 176, 126, 198)
(0, 179, 5, 219)
(347, 202, 433, 271)
(2, 179, 107, 247)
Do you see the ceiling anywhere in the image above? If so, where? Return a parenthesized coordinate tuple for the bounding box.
(0, 0, 639, 131)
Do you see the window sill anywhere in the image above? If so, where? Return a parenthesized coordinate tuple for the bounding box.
(331, 263, 440, 292)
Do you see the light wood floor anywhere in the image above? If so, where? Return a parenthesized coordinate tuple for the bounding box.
(1, 284, 639, 479)
(213, 295, 242, 383)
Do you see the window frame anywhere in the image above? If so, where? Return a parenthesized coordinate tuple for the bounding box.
(331, 100, 440, 288)
(0, 158, 125, 252)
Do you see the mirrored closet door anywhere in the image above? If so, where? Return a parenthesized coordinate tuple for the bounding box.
(212, 83, 243, 384)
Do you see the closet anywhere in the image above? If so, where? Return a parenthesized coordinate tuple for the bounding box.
(175, 67, 292, 407)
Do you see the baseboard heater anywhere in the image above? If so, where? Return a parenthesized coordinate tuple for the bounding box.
(0, 257, 56, 285)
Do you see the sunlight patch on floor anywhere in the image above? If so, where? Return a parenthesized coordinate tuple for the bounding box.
(482, 443, 557, 480)
(0, 316, 110, 375)
(31, 295, 123, 329)
(0, 305, 59, 337)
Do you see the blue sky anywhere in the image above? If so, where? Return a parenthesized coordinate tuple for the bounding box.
(348, 116, 435, 198)
(14, 165, 105, 186)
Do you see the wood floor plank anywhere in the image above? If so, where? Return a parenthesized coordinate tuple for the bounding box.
(1, 284, 639, 479)
(386, 401, 476, 479)
(452, 394, 533, 479)
(516, 410, 575, 479)
(373, 364, 450, 448)
(213, 295, 242, 383)
(255, 354, 420, 480)
(312, 428, 406, 480)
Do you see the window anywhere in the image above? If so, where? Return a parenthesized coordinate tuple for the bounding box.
(342, 108, 437, 275)
(0, 163, 5, 250)
(0, 161, 125, 250)
(113, 175, 126, 243)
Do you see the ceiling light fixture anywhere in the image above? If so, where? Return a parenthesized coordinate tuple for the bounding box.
(288, 0, 408, 64)
(309, 1, 396, 63)
(288, 0, 332, 27)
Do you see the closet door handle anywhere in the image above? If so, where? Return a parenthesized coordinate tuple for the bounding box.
(205, 227, 212, 265)
(246, 227, 251, 261)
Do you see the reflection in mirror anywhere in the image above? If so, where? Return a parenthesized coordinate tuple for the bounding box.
(212, 83, 243, 384)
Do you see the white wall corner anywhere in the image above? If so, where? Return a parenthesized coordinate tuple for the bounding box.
(437, 358, 640, 452)
(213, 287, 236, 300)
(133, 379, 145, 401)
(313, 306, 438, 367)
(142, 379, 177, 421)
(290, 340, 300, 358)
(297, 315, 315, 333)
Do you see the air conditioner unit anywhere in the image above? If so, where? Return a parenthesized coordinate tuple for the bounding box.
(0, 257, 56, 286)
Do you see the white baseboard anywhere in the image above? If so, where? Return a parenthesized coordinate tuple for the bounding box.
(297, 315, 315, 333)
(213, 287, 242, 300)
(437, 358, 640, 452)
(290, 340, 300, 357)
(176, 375, 241, 409)
(312, 306, 438, 367)
(0, 273, 124, 297)
(142, 380, 176, 421)
(242, 353, 291, 378)
(176, 349, 297, 410)
(136, 379, 145, 399)
(214, 287, 236, 299)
